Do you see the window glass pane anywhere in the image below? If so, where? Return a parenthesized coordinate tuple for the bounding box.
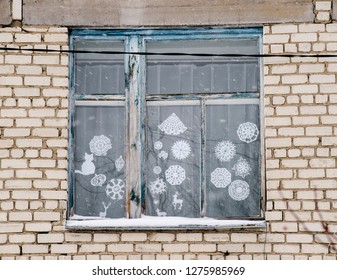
(145, 104, 201, 218)
(74, 40, 124, 95)
(205, 103, 260, 218)
(146, 39, 259, 95)
(73, 104, 125, 218)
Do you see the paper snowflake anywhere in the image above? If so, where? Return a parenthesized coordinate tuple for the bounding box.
(215, 141, 236, 162)
(153, 166, 162, 175)
(115, 155, 125, 172)
(154, 141, 163, 150)
(105, 178, 125, 200)
(232, 157, 252, 178)
(210, 168, 231, 188)
(171, 140, 191, 160)
(148, 178, 167, 194)
(89, 135, 112, 156)
(237, 122, 259, 143)
(228, 180, 250, 201)
(165, 165, 186, 186)
(158, 113, 187, 135)
(158, 151, 168, 160)
(90, 173, 106, 187)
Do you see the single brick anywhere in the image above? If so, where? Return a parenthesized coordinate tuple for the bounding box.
(0, 245, 20, 255)
(108, 244, 134, 253)
(25, 222, 52, 232)
(135, 244, 162, 253)
(8, 234, 36, 243)
(163, 244, 189, 253)
(51, 244, 78, 254)
(15, 34, 41, 43)
(79, 244, 106, 253)
(0, 223, 23, 233)
(33, 212, 60, 221)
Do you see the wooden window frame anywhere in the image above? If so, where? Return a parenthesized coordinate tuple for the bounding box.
(67, 28, 266, 230)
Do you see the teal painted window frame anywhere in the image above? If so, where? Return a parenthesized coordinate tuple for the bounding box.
(68, 28, 264, 227)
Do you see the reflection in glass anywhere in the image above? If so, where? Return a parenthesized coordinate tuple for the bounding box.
(74, 40, 125, 95)
(147, 39, 259, 94)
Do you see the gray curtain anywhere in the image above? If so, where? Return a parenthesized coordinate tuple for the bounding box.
(145, 105, 201, 218)
(73, 105, 125, 218)
(205, 104, 260, 218)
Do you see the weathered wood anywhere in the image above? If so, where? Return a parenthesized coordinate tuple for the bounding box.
(23, 0, 314, 26)
(0, 0, 11, 25)
(125, 36, 144, 218)
(333, 0, 337, 21)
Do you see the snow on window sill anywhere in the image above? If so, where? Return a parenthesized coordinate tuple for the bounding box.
(66, 215, 267, 230)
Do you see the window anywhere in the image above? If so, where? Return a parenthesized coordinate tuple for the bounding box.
(68, 28, 264, 229)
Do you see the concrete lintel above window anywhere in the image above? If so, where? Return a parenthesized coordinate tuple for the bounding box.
(23, 0, 314, 26)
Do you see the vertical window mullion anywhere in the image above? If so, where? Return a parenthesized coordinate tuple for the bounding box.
(125, 35, 145, 219)
(200, 98, 206, 217)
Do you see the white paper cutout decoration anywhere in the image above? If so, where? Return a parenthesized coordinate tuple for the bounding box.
(228, 180, 250, 201)
(149, 178, 167, 194)
(237, 122, 259, 143)
(156, 208, 167, 217)
(75, 153, 95, 175)
(99, 201, 111, 218)
(211, 168, 232, 188)
(154, 141, 163, 150)
(158, 113, 187, 135)
(105, 178, 125, 200)
(153, 166, 162, 175)
(172, 192, 183, 210)
(171, 140, 191, 160)
(115, 156, 125, 172)
(165, 165, 186, 186)
(232, 157, 252, 178)
(89, 135, 112, 156)
(215, 141, 236, 162)
(90, 173, 107, 187)
(158, 151, 168, 160)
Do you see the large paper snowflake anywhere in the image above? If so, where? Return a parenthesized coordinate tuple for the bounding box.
(232, 157, 252, 178)
(105, 178, 125, 200)
(148, 178, 167, 194)
(211, 168, 231, 188)
(158, 113, 187, 135)
(89, 135, 112, 156)
(215, 141, 236, 162)
(228, 180, 250, 201)
(237, 122, 259, 143)
(115, 156, 125, 172)
(171, 140, 191, 160)
(165, 165, 186, 186)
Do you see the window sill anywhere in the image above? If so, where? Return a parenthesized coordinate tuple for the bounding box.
(66, 215, 267, 231)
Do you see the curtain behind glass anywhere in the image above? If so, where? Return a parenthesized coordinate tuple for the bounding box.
(146, 39, 259, 95)
(73, 105, 125, 218)
(74, 40, 124, 95)
(145, 104, 201, 218)
(205, 103, 260, 218)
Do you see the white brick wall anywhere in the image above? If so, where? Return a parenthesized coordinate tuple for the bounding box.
(1, 4, 337, 259)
